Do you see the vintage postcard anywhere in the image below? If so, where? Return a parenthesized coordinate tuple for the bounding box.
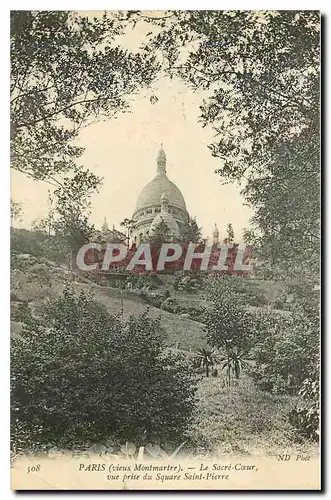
(10, 10, 321, 490)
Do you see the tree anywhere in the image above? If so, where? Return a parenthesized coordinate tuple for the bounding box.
(220, 347, 250, 386)
(11, 287, 197, 452)
(204, 276, 257, 385)
(243, 127, 320, 278)
(11, 11, 160, 252)
(147, 219, 175, 271)
(249, 282, 320, 394)
(180, 216, 203, 244)
(224, 223, 234, 244)
(143, 10, 320, 278)
(36, 169, 101, 266)
(10, 200, 23, 227)
(11, 11, 159, 185)
(194, 347, 217, 377)
(149, 218, 173, 246)
(206, 297, 253, 387)
(289, 370, 319, 441)
(121, 218, 136, 246)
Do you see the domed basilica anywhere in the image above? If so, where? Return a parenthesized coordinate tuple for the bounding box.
(130, 146, 190, 244)
(95, 145, 221, 247)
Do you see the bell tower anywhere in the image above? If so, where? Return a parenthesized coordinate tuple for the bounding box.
(212, 223, 220, 245)
(156, 143, 167, 175)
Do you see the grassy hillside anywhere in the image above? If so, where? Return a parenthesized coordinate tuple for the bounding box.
(11, 256, 206, 350)
(189, 376, 318, 457)
(11, 240, 319, 457)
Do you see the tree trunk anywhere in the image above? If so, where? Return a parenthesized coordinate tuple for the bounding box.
(227, 352, 231, 387)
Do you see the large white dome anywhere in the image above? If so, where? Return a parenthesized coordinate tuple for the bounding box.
(134, 175, 187, 212)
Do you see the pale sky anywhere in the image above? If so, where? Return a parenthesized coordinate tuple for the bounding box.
(11, 14, 254, 243)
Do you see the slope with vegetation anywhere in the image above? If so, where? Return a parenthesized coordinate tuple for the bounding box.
(11, 10, 320, 458)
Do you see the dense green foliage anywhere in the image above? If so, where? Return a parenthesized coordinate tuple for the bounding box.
(11, 11, 160, 256)
(289, 372, 320, 441)
(205, 276, 319, 401)
(205, 277, 258, 350)
(193, 348, 217, 378)
(11, 11, 158, 182)
(180, 217, 204, 244)
(250, 282, 319, 395)
(141, 10, 320, 278)
(174, 272, 204, 292)
(11, 228, 67, 263)
(11, 288, 197, 452)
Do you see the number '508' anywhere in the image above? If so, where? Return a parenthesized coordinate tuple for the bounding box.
(27, 465, 40, 473)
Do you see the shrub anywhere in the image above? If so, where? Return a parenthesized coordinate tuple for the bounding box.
(248, 285, 320, 395)
(11, 300, 32, 323)
(205, 284, 258, 353)
(126, 275, 162, 290)
(174, 272, 204, 292)
(140, 291, 165, 309)
(249, 318, 318, 395)
(245, 291, 268, 307)
(289, 369, 320, 441)
(273, 295, 292, 311)
(139, 290, 206, 321)
(205, 277, 320, 397)
(11, 287, 197, 452)
(187, 306, 207, 322)
(160, 297, 180, 313)
(11, 228, 67, 263)
(205, 274, 270, 308)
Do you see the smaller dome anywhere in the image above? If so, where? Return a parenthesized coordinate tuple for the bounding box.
(149, 213, 180, 238)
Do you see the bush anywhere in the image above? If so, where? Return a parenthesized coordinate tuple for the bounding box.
(187, 306, 207, 322)
(139, 290, 206, 321)
(205, 277, 320, 397)
(11, 287, 197, 452)
(160, 297, 180, 313)
(205, 274, 271, 308)
(126, 275, 162, 290)
(205, 294, 257, 352)
(140, 291, 165, 309)
(11, 300, 32, 323)
(289, 373, 319, 441)
(174, 272, 204, 292)
(11, 228, 67, 263)
(245, 291, 268, 307)
(248, 286, 320, 395)
(249, 316, 319, 395)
